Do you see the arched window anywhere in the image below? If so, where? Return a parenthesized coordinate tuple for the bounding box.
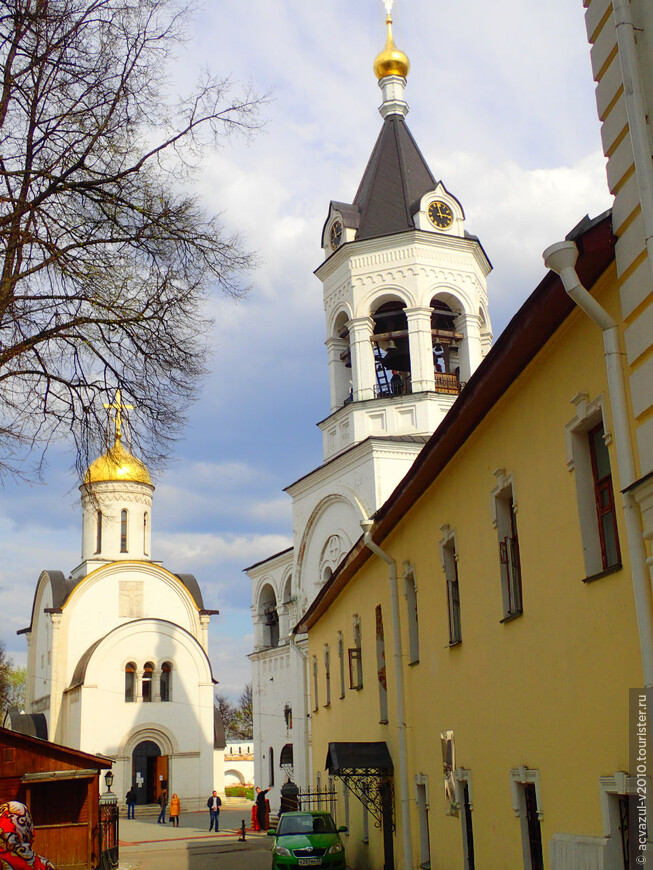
(160, 661, 171, 702)
(95, 510, 102, 554)
(120, 509, 128, 553)
(143, 512, 149, 556)
(142, 661, 154, 702)
(258, 584, 279, 648)
(125, 662, 136, 702)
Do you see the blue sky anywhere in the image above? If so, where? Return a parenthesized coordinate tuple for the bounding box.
(0, 1, 613, 700)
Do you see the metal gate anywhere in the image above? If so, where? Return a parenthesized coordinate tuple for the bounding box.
(98, 795, 119, 870)
(297, 786, 337, 819)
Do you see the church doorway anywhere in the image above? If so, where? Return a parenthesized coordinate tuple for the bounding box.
(132, 740, 168, 805)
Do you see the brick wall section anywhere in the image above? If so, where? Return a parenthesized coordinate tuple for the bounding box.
(583, 0, 653, 474)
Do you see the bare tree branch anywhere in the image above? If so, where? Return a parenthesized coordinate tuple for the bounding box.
(0, 0, 265, 479)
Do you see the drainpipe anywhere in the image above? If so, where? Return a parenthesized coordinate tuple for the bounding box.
(543, 240, 653, 687)
(361, 518, 414, 870)
(612, 0, 653, 282)
(290, 633, 311, 792)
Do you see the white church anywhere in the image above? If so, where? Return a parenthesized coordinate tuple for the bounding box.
(248, 12, 493, 805)
(7, 398, 225, 809)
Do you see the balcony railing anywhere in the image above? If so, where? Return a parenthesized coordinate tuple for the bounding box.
(373, 372, 461, 399)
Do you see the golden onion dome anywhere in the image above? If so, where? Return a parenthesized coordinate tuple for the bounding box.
(84, 436, 152, 486)
(374, 14, 410, 80)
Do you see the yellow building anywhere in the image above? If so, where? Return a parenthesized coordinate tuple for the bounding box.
(299, 212, 650, 870)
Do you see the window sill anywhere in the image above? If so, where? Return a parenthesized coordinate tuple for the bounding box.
(446, 639, 462, 648)
(408, 659, 420, 666)
(499, 610, 523, 624)
(349, 685, 363, 691)
(323, 703, 331, 709)
(582, 563, 622, 583)
(379, 719, 388, 725)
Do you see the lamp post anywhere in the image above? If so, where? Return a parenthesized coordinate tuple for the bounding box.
(99, 769, 119, 870)
(104, 769, 114, 794)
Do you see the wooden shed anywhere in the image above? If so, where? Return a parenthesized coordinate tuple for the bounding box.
(0, 725, 111, 869)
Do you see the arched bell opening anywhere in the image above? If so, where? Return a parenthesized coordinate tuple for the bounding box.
(430, 295, 464, 394)
(330, 310, 352, 408)
(258, 583, 279, 649)
(371, 300, 410, 398)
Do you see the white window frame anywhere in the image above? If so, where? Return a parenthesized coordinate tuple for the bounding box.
(510, 767, 543, 870)
(565, 392, 619, 579)
(440, 526, 462, 645)
(414, 773, 431, 870)
(492, 470, 522, 620)
(455, 768, 475, 870)
(403, 562, 420, 664)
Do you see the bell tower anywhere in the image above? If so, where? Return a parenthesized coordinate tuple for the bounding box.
(316, 12, 493, 462)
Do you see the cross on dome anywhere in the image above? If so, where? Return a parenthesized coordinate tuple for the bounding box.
(103, 389, 133, 442)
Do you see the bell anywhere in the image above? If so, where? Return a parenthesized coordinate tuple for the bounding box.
(381, 346, 410, 370)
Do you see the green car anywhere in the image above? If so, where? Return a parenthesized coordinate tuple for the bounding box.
(268, 811, 347, 869)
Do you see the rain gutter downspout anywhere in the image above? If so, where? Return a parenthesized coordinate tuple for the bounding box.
(290, 632, 311, 793)
(543, 240, 653, 688)
(361, 518, 414, 870)
(612, 0, 653, 282)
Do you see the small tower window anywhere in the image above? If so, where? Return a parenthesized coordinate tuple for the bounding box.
(160, 661, 171, 702)
(143, 512, 149, 556)
(125, 662, 136, 702)
(142, 661, 154, 702)
(95, 510, 102, 554)
(120, 509, 128, 553)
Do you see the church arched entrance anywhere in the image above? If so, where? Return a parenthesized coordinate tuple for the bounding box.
(132, 740, 167, 805)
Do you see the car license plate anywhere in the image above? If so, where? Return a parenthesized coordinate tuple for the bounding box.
(297, 860, 322, 867)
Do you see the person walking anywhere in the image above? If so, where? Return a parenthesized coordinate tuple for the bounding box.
(157, 789, 168, 824)
(125, 786, 136, 820)
(207, 790, 222, 832)
(255, 786, 270, 832)
(169, 793, 180, 827)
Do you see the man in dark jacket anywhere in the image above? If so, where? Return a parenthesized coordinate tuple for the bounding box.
(255, 786, 271, 831)
(126, 786, 137, 820)
(157, 789, 167, 824)
(207, 791, 222, 832)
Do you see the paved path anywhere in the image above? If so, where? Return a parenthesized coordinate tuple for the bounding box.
(118, 802, 272, 870)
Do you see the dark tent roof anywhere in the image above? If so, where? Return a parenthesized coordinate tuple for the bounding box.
(325, 741, 393, 773)
(4, 711, 48, 741)
(353, 115, 437, 241)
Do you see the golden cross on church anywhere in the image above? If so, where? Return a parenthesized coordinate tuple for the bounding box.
(103, 389, 133, 441)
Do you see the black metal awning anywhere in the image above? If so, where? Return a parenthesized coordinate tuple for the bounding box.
(325, 742, 394, 831)
(326, 741, 393, 774)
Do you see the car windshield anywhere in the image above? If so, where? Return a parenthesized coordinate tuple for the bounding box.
(277, 814, 337, 836)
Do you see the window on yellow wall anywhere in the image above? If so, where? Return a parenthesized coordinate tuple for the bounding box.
(566, 398, 622, 580)
(441, 535, 462, 645)
(403, 567, 420, 662)
(492, 473, 522, 619)
(312, 656, 318, 712)
(588, 422, 621, 571)
(348, 617, 363, 690)
(337, 632, 345, 699)
(375, 605, 388, 723)
(324, 645, 331, 707)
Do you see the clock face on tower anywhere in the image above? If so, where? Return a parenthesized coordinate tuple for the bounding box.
(330, 220, 343, 250)
(427, 200, 454, 230)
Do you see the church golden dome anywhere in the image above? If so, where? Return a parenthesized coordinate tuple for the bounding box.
(374, 14, 410, 80)
(84, 435, 152, 486)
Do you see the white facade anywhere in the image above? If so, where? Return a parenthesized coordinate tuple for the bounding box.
(224, 742, 254, 786)
(15, 434, 224, 810)
(248, 43, 493, 808)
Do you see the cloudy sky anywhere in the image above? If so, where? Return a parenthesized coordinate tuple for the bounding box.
(0, 0, 613, 700)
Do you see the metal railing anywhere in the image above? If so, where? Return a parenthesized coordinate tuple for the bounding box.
(99, 795, 119, 870)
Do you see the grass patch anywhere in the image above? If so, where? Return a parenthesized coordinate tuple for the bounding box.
(226, 785, 254, 800)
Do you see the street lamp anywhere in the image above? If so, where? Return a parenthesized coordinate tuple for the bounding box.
(104, 769, 114, 794)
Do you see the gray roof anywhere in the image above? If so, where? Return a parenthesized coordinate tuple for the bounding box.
(353, 115, 437, 241)
(4, 711, 48, 740)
